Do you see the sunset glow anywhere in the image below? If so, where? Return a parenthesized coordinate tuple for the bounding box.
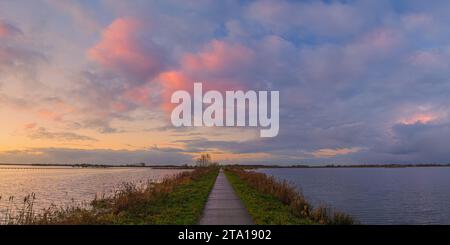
(2, 1, 450, 165)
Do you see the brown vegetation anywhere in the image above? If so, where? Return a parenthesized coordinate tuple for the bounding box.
(225, 167, 357, 225)
(1, 167, 218, 225)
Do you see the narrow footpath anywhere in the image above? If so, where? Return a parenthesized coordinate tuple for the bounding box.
(199, 169, 254, 225)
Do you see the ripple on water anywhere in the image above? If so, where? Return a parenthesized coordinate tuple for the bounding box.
(0, 166, 189, 217)
(257, 167, 450, 225)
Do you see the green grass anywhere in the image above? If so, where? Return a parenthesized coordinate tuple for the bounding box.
(225, 170, 314, 225)
(13, 167, 219, 225)
(117, 168, 218, 224)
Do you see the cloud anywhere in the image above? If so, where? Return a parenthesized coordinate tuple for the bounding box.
(0, 20, 22, 38)
(399, 114, 437, 125)
(0, 40, 47, 80)
(0, 20, 47, 83)
(0, 93, 33, 110)
(45, 0, 101, 33)
(307, 147, 363, 158)
(408, 49, 450, 71)
(63, 69, 164, 134)
(247, 0, 367, 39)
(155, 40, 256, 111)
(102, 1, 450, 164)
(0, 147, 192, 165)
(88, 17, 168, 83)
(63, 17, 175, 133)
(26, 126, 97, 142)
(356, 122, 450, 164)
(183, 40, 254, 75)
(4, 1, 450, 165)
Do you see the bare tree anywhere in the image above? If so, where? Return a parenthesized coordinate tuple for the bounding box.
(196, 153, 214, 167)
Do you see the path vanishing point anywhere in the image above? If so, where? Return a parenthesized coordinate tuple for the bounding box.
(199, 169, 254, 225)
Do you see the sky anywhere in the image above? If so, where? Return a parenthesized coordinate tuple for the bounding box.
(1, 0, 450, 165)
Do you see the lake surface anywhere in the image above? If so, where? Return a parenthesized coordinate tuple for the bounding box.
(0, 165, 188, 220)
(257, 167, 450, 225)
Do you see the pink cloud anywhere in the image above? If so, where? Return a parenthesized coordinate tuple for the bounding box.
(155, 40, 253, 113)
(85, 17, 172, 114)
(23, 122, 37, 129)
(182, 40, 254, 74)
(157, 71, 193, 112)
(36, 100, 77, 122)
(110, 101, 130, 113)
(37, 109, 64, 122)
(399, 114, 437, 125)
(88, 17, 166, 82)
(123, 85, 153, 107)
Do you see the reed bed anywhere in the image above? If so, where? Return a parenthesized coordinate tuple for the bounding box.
(0, 193, 37, 225)
(225, 167, 356, 225)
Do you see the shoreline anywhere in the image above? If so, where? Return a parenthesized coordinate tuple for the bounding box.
(1, 167, 218, 225)
(1, 163, 450, 169)
(0, 163, 195, 169)
(1, 166, 355, 225)
(224, 167, 356, 225)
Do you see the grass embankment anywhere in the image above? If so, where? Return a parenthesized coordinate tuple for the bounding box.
(224, 168, 356, 225)
(17, 167, 219, 225)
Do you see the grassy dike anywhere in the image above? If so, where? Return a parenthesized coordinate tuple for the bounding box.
(23, 167, 219, 225)
(224, 168, 356, 225)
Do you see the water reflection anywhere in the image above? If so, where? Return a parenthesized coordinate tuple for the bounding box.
(0, 165, 188, 217)
(257, 167, 450, 224)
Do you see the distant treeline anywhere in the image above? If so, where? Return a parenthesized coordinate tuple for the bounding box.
(2, 163, 450, 169)
(227, 163, 450, 169)
(0, 163, 195, 169)
(48, 163, 195, 169)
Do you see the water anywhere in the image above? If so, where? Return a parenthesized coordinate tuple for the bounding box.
(0, 165, 188, 217)
(257, 167, 450, 225)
